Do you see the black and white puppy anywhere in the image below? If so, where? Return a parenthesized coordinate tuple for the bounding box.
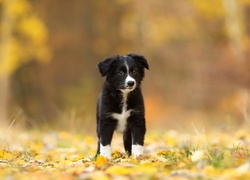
(96, 53, 149, 159)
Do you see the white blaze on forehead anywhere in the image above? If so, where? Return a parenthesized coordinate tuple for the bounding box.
(124, 58, 129, 72)
(124, 58, 136, 87)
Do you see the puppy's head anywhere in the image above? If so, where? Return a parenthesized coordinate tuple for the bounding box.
(97, 53, 149, 93)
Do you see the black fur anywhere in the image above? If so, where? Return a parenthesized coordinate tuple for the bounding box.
(96, 53, 149, 157)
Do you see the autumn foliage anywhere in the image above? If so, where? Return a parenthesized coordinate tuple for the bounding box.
(1, 0, 250, 179)
(1, 128, 250, 179)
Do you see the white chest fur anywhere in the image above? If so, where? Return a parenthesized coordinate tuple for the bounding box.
(111, 92, 132, 133)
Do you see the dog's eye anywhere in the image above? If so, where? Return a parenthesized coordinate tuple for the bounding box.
(118, 71, 124, 75)
(132, 69, 137, 74)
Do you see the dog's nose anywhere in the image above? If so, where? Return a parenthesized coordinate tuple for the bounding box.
(127, 81, 135, 87)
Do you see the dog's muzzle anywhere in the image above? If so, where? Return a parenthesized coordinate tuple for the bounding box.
(127, 81, 135, 88)
(124, 80, 136, 91)
(120, 75, 136, 92)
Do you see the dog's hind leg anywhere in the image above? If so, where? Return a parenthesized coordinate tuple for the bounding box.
(123, 128, 132, 156)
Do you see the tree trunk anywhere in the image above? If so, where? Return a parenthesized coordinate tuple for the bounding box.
(223, 0, 249, 123)
(0, 76, 10, 127)
(223, 0, 245, 61)
(0, 0, 15, 127)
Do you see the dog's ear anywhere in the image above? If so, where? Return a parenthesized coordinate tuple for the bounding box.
(127, 53, 149, 70)
(97, 55, 117, 76)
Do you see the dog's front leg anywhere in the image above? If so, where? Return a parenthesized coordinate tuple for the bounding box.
(131, 118, 146, 157)
(99, 119, 117, 159)
(123, 128, 132, 155)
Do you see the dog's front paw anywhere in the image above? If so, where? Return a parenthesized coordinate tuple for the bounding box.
(100, 144, 112, 159)
(132, 145, 144, 158)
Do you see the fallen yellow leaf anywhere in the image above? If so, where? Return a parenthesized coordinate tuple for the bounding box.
(0, 150, 13, 161)
(106, 165, 131, 175)
(57, 159, 72, 169)
(134, 164, 158, 175)
(95, 155, 109, 168)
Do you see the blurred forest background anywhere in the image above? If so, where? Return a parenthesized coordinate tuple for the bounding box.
(1, 0, 250, 132)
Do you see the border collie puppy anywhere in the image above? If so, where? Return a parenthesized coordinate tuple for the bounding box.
(96, 53, 149, 159)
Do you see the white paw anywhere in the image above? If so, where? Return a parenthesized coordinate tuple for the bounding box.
(100, 144, 111, 159)
(132, 144, 144, 157)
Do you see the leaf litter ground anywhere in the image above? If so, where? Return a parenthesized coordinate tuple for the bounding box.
(1, 128, 250, 180)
